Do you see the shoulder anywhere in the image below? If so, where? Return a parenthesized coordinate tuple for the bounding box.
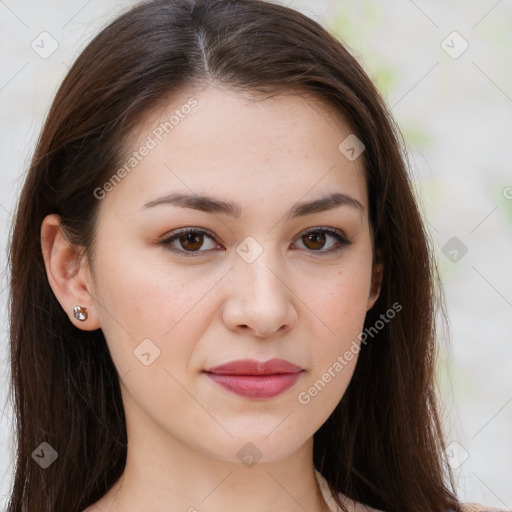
(314, 469, 508, 512)
(314, 469, 383, 512)
(459, 504, 509, 512)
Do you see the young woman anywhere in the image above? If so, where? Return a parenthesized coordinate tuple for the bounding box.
(5, 1, 503, 511)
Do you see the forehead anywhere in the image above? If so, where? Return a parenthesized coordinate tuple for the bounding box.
(100, 84, 368, 217)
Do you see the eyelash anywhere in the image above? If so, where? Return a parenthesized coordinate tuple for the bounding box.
(159, 227, 352, 257)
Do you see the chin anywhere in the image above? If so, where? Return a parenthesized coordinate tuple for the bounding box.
(198, 431, 306, 466)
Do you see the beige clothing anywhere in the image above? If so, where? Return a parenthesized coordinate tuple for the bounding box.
(314, 470, 508, 512)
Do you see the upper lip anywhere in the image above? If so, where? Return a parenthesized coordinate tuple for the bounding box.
(204, 358, 303, 375)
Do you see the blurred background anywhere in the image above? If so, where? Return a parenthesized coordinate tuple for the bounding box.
(0, 0, 511, 509)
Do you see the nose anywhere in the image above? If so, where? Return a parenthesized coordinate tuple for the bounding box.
(222, 249, 298, 338)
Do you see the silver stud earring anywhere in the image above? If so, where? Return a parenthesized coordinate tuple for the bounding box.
(73, 305, 88, 321)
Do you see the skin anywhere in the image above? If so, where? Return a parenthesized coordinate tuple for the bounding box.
(41, 84, 383, 512)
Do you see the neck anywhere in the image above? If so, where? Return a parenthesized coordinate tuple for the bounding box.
(96, 392, 331, 512)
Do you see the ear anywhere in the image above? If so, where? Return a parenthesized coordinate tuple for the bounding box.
(40, 214, 101, 331)
(367, 248, 384, 311)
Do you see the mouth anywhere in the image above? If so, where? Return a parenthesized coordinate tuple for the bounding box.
(203, 358, 304, 399)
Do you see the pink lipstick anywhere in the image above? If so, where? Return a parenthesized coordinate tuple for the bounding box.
(203, 358, 303, 399)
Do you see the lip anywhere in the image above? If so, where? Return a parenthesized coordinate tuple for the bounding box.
(205, 358, 302, 375)
(203, 358, 303, 399)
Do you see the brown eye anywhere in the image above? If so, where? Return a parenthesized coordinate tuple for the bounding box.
(161, 229, 221, 255)
(293, 228, 351, 254)
(302, 231, 326, 250)
(179, 232, 204, 251)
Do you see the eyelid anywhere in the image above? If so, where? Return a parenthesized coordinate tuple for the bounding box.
(291, 226, 351, 253)
(160, 227, 222, 257)
(161, 226, 218, 241)
(298, 226, 349, 241)
(159, 226, 351, 256)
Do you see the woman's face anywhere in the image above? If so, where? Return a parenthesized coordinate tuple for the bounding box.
(84, 85, 381, 464)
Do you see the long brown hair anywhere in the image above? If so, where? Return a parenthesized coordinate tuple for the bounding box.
(6, 1, 459, 511)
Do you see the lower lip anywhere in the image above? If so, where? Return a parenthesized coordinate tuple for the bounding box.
(204, 372, 302, 399)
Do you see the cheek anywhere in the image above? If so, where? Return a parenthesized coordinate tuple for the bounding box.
(303, 258, 372, 345)
(294, 254, 372, 407)
(91, 243, 222, 374)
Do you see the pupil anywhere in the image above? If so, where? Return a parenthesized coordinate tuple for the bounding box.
(305, 232, 325, 250)
(181, 233, 203, 251)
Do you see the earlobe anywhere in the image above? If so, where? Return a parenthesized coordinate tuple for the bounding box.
(40, 214, 101, 331)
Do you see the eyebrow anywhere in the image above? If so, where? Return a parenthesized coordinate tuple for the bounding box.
(142, 191, 364, 218)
